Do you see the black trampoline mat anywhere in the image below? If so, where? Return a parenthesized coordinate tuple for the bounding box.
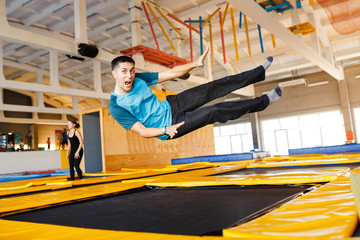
(3, 186, 309, 236)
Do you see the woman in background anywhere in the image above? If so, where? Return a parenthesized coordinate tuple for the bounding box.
(67, 119, 84, 180)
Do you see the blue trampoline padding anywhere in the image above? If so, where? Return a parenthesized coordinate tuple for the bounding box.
(0, 170, 70, 183)
(171, 153, 253, 165)
(289, 143, 360, 155)
(0, 173, 52, 183)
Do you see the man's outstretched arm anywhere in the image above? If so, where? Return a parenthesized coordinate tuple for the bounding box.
(130, 121, 185, 139)
(157, 47, 209, 83)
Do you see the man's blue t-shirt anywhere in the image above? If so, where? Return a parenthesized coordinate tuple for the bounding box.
(108, 72, 172, 141)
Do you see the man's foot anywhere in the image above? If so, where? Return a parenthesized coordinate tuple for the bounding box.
(262, 56, 273, 70)
(267, 86, 282, 104)
(67, 178, 75, 181)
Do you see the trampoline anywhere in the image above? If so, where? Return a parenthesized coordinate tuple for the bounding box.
(1, 156, 360, 239)
(2, 185, 310, 236)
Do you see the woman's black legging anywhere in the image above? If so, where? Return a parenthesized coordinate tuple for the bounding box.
(166, 65, 269, 139)
(69, 148, 83, 179)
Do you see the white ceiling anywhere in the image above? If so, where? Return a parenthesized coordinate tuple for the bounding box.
(2, 0, 360, 111)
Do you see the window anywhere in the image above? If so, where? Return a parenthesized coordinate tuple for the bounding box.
(299, 114, 322, 148)
(214, 122, 253, 155)
(214, 136, 231, 155)
(261, 110, 345, 155)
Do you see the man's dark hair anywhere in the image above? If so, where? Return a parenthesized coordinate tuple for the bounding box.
(111, 56, 135, 70)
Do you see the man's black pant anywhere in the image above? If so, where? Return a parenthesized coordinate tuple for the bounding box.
(166, 65, 269, 139)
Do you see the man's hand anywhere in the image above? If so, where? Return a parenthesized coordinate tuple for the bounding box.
(158, 46, 210, 83)
(194, 46, 210, 67)
(166, 121, 185, 139)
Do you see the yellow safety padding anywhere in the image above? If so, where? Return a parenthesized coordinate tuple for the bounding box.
(213, 160, 258, 166)
(83, 170, 148, 176)
(169, 163, 248, 178)
(0, 219, 235, 240)
(0, 179, 73, 197)
(64, 169, 174, 187)
(122, 177, 162, 184)
(266, 153, 360, 161)
(0, 175, 67, 188)
(0, 182, 33, 191)
(98, 163, 199, 174)
(147, 168, 347, 188)
(122, 164, 249, 185)
(0, 181, 145, 217)
(60, 149, 69, 168)
(0, 169, 177, 197)
(46, 182, 73, 187)
(0, 183, 72, 197)
(247, 157, 360, 169)
(223, 170, 358, 239)
(0, 162, 233, 197)
(121, 162, 216, 172)
(170, 162, 217, 171)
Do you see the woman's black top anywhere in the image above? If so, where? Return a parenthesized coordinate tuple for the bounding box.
(68, 129, 81, 153)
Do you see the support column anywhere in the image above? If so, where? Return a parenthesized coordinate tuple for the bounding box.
(30, 124, 38, 151)
(129, 0, 145, 69)
(61, 114, 67, 121)
(36, 71, 44, 107)
(290, 0, 300, 25)
(0, 39, 3, 107)
(49, 50, 60, 87)
(303, 4, 334, 64)
(307, 13, 320, 54)
(0, 39, 4, 86)
(172, 29, 182, 58)
(250, 112, 262, 150)
(35, 91, 44, 120)
(93, 61, 102, 93)
(72, 96, 79, 112)
(74, 0, 88, 44)
(338, 78, 355, 142)
(0, 38, 6, 121)
(129, 0, 142, 47)
(0, 0, 7, 25)
(36, 70, 44, 119)
(0, 40, 3, 114)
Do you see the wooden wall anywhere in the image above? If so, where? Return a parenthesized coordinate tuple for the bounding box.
(101, 108, 215, 170)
